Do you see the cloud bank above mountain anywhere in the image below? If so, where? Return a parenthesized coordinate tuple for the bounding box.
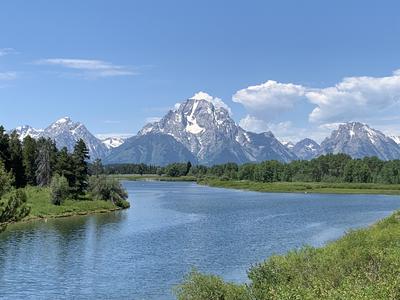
(232, 69, 400, 142)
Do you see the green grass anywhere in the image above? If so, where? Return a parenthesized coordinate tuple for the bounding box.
(198, 179, 400, 195)
(176, 210, 400, 300)
(23, 186, 120, 221)
(108, 174, 197, 182)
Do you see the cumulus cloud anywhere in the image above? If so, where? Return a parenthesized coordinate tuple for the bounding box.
(34, 58, 136, 78)
(307, 71, 400, 123)
(239, 115, 312, 142)
(232, 80, 305, 117)
(239, 115, 269, 133)
(233, 70, 400, 140)
(190, 91, 232, 114)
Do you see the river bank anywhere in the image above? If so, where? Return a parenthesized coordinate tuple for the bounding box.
(198, 178, 400, 195)
(19, 187, 125, 223)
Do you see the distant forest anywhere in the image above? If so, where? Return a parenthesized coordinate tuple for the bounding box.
(104, 153, 400, 184)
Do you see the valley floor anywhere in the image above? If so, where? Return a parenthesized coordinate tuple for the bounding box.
(198, 179, 400, 195)
(21, 187, 122, 222)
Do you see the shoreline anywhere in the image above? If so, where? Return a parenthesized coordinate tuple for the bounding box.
(20, 206, 123, 224)
(197, 179, 400, 196)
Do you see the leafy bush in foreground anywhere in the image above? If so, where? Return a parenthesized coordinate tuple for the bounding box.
(176, 211, 400, 300)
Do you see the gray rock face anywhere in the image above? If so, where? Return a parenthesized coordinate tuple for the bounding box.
(13, 117, 109, 160)
(137, 98, 296, 165)
(319, 122, 400, 160)
(103, 133, 197, 166)
(293, 138, 320, 160)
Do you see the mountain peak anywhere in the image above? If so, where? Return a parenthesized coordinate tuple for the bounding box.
(136, 97, 296, 164)
(320, 121, 400, 160)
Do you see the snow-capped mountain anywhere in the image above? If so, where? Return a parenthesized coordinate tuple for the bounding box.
(13, 117, 110, 160)
(40, 117, 109, 159)
(281, 141, 295, 150)
(100, 137, 126, 149)
(390, 135, 400, 145)
(133, 96, 296, 165)
(12, 125, 43, 140)
(319, 122, 400, 160)
(292, 138, 320, 160)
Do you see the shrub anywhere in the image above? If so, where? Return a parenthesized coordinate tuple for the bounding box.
(50, 174, 70, 205)
(174, 270, 250, 300)
(88, 175, 130, 208)
(0, 189, 30, 232)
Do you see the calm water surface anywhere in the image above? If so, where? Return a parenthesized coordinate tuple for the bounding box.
(1, 181, 400, 299)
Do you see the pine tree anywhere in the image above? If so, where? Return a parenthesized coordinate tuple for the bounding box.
(91, 158, 104, 176)
(35, 138, 53, 186)
(72, 139, 90, 197)
(0, 126, 10, 170)
(55, 147, 75, 187)
(8, 131, 26, 188)
(22, 136, 38, 185)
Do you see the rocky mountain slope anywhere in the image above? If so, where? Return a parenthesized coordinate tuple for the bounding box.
(13, 117, 109, 160)
(318, 122, 400, 160)
(131, 96, 296, 165)
(292, 138, 320, 160)
(103, 133, 197, 165)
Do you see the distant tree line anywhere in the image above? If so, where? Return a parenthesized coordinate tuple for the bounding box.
(100, 154, 400, 184)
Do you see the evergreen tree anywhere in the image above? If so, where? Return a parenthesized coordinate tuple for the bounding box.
(22, 136, 38, 185)
(0, 126, 10, 170)
(55, 147, 75, 187)
(8, 131, 26, 188)
(35, 138, 53, 186)
(91, 158, 104, 176)
(72, 139, 90, 197)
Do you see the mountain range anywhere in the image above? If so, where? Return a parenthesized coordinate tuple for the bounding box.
(11, 97, 400, 165)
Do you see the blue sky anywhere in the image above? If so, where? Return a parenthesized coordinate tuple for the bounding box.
(1, 0, 400, 142)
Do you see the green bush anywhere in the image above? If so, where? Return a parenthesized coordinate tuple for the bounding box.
(177, 211, 400, 300)
(0, 189, 30, 231)
(174, 270, 250, 300)
(88, 175, 129, 208)
(50, 174, 70, 205)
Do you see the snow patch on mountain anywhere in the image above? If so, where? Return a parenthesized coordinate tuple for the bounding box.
(389, 135, 400, 145)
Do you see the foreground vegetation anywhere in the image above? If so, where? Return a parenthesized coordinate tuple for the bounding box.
(176, 210, 400, 300)
(23, 187, 120, 221)
(199, 178, 400, 195)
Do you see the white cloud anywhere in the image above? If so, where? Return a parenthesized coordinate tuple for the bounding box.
(190, 91, 232, 114)
(239, 115, 269, 133)
(0, 48, 16, 57)
(239, 115, 312, 142)
(307, 71, 400, 123)
(0, 72, 17, 80)
(34, 58, 136, 78)
(232, 80, 305, 117)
